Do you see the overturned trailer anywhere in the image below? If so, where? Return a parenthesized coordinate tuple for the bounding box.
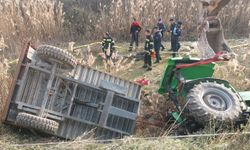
(2, 43, 142, 140)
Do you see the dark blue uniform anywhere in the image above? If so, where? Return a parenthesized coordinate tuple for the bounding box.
(170, 22, 177, 51)
(172, 25, 182, 57)
(157, 22, 167, 38)
(157, 21, 167, 50)
(153, 31, 162, 63)
(144, 36, 154, 69)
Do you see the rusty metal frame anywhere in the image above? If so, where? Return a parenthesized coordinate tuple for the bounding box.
(1, 42, 33, 121)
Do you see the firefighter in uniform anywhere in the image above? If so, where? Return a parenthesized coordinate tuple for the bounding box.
(102, 32, 115, 63)
(143, 29, 154, 71)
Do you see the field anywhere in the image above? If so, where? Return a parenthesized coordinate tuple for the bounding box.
(0, 0, 250, 149)
(0, 40, 250, 149)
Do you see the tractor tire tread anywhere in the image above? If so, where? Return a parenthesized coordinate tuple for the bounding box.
(16, 112, 59, 134)
(187, 82, 242, 125)
(36, 45, 77, 71)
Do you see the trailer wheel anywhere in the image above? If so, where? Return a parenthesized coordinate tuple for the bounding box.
(36, 45, 77, 70)
(16, 113, 59, 134)
(187, 82, 242, 125)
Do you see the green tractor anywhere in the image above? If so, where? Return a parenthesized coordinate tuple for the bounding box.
(158, 56, 250, 133)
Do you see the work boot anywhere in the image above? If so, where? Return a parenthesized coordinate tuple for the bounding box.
(142, 65, 147, 68)
(129, 46, 133, 52)
(161, 47, 165, 51)
(146, 67, 152, 71)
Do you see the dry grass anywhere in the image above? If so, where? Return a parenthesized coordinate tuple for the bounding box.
(0, 0, 250, 149)
(1, 40, 250, 149)
(1, 134, 250, 150)
(0, 0, 64, 58)
(0, 61, 10, 115)
(214, 39, 250, 90)
(63, 0, 250, 41)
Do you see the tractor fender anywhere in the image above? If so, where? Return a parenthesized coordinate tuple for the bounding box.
(182, 78, 248, 111)
(183, 78, 234, 94)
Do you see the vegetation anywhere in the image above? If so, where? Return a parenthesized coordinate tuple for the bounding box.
(62, 0, 250, 41)
(0, 0, 64, 58)
(0, 0, 250, 149)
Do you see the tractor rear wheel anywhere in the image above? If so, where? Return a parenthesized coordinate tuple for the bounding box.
(16, 112, 59, 134)
(36, 45, 77, 71)
(187, 82, 242, 125)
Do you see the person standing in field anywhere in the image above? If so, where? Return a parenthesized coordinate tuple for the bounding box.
(172, 21, 183, 57)
(157, 18, 167, 51)
(153, 26, 162, 63)
(168, 18, 176, 51)
(102, 32, 116, 63)
(129, 18, 142, 52)
(143, 29, 154, 71)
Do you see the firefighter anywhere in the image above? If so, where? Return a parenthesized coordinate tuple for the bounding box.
(143, 29, 154, 71)
(172, 21, 182, 57)
(157, 18, 167, 51)
(153, 26, 162, 63)
(168, 18, 176, 51)
(129, 18, 142, 51)
(102, 32, 115, 62)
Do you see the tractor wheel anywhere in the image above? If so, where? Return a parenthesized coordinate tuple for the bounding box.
(36, 45, 77, 70)
(187, 82, 242, 125)
(16, 112, 59, 134)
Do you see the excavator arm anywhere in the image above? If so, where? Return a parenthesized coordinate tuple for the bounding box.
(203, 0, 231, 16)
(198, 0, 232, 59)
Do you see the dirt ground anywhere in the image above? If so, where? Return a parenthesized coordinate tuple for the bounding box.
(1, 39, 250, 149)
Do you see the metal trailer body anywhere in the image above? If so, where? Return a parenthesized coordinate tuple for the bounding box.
(2, 43, 142, 140)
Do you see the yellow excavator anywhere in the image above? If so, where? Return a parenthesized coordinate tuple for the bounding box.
(198, 0, 232, 59)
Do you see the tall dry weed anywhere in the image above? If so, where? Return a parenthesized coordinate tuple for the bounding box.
(214, 45, 250, 90)
(0, 0, 64, 58)
(64, 0, 250, 41)
(0, 58, 11, 114)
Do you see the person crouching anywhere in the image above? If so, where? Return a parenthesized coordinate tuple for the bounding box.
(143, 30, 154, 71)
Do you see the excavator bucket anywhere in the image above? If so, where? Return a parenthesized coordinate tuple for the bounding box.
(198, 0, 232, 59)
(201, 0, 231, 16)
